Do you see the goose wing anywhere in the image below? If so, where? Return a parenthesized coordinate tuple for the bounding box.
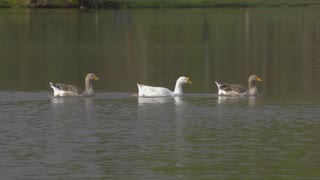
(137, 84, 173, 97)
(219, 83, 247, 94)
(54, 83, 84, 95)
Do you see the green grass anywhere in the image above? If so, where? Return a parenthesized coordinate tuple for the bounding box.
(0, 0, 13, 7)
(0, 0, 78, 8)
(2, 0, 320, 8)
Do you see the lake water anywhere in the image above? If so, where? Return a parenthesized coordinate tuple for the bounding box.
(1, 8, 320, 179)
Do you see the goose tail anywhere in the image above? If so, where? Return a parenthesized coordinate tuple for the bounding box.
(50, 82, 60, 90)
(215, 81, 222, 88)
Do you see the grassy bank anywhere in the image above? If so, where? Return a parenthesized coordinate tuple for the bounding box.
(0, 0, 78, 8)
(1, 0, 320, 8)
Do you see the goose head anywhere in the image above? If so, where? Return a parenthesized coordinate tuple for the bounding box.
(177, 76, 192, 85)
(248, 75, 262, 83)
(86, 73, 100, 81)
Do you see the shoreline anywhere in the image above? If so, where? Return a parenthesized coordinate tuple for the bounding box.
(1, 0, 320, 9)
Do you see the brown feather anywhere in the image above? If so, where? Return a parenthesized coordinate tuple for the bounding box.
(55, 84, 84, 95)
(219, 83, 247, 94)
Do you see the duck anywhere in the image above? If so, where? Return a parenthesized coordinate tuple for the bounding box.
(137, 76, 192, 97)
(50, 73, 99, 96)
(215, 75, 262, 96)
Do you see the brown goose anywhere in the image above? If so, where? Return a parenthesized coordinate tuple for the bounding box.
(215, 75, 262, 96)
(50, 73, 99, 96)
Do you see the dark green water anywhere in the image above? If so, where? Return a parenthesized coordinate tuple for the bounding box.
(0, 8, 320, 179)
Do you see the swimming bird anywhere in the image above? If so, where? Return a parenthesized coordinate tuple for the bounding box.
(50, 73, 99, 96)
(215, 75, 262, 96)
(137, 76, 192, 97)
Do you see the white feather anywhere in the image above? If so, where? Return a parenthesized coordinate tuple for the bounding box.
(137, 76, 192, 97)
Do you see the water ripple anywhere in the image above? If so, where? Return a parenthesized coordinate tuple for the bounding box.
(0, 92, 319, 179)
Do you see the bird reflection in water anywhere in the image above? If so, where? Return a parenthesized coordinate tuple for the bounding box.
(50, 96, 95, 111)
(138, 96, 183, 106)
(50, 96, 66, 105)
(217, 96, 257, 107)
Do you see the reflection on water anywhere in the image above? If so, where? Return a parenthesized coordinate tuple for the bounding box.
(50, 96, 95, 111)
(248, 96, 257, 107)
(138, 96, 183, 105)
(50, 96, 66, 105)
(1, 8, 320, 97)
(138, 97, 173, 105)
(1, 8, 320, 179)
(0, 92, 319, 179)
(84, 97, 94, 112)
(217, 96, 258, 107)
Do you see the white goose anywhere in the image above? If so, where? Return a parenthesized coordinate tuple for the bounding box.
(215, 75, 262, 96)
(137, 76, 192, 97)
(50, 73, 99, 96)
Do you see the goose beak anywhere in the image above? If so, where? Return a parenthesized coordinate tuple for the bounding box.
(93, 75, 100, 80)
(256, 77, 262, 81)
(187, 78, 192, 84)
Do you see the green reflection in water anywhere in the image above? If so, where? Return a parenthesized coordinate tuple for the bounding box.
(1, 8, 320, 100)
